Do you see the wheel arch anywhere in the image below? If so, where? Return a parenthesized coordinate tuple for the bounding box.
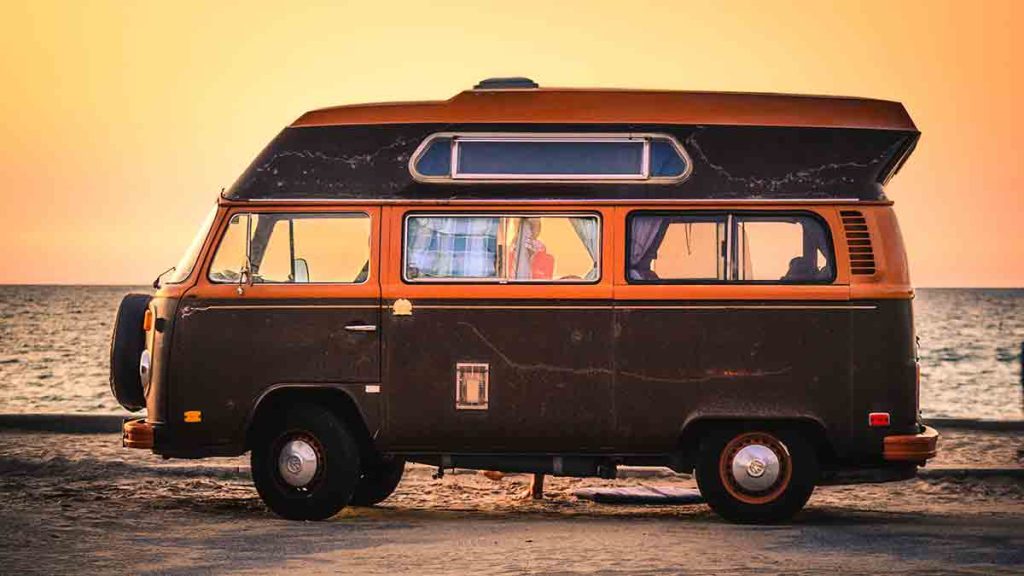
(676, 415, 836, 471)
(245, 385, 378, 463)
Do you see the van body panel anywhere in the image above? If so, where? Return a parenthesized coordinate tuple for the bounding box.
(848, 298, 919, 456)
(157, 207, 383, 450)
(164, 297, 382, 448)
(612, 299, 854, 454)
(380, 299, 616, 452)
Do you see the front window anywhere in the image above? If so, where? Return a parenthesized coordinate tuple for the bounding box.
(404, 214, 600, 283)
(208, 212, 371, 284)
(628, 212, 834, 284)
(165, 206, 218, 284)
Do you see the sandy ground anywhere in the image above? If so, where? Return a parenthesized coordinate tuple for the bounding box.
(0, 429, 1021, 575)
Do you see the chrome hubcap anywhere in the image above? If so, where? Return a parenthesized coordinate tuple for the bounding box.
(277, 438, 319, 488)
(731, 444, 782, 492)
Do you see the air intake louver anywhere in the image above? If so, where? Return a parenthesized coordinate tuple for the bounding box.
(840, 210, 876, 275)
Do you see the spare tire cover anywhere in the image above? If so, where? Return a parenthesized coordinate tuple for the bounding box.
(109, 293, 152, 412)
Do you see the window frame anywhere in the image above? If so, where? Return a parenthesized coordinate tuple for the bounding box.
(408, 132, 692, 184)
(625, 210, 837, 285)
(206, 210, 372, 286)
(401, 211, 603, 285)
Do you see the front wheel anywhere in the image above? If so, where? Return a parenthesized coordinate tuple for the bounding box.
(251, 404, 361, 521)
(696, 428, 817, 524)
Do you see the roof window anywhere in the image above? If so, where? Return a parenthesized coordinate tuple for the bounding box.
(410, 133, 691, 183)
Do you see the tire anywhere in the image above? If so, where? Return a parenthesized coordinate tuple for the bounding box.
(251, 403, 361, 521)
(350, 456, 405, 506)
(695, 427, 817, 524)
(109, 293, 151, 412)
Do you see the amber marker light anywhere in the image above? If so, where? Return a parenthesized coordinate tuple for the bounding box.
(143, 309, 154, 332)
(869, 412, 891, 427)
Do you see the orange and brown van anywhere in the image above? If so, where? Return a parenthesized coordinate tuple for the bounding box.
(110, 77, 938, 523)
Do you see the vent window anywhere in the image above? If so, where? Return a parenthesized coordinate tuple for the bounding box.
(840, 210, 876, 275)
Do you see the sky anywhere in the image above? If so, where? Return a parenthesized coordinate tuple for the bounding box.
(0, 0, 1021, 286)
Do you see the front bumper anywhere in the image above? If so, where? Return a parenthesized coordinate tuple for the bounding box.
(883, 425, 939, 462)
(122, 417, 155, 449)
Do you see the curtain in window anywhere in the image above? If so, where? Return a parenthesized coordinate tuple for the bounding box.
(406, 217, 499, 278)
(510, 218, 535, 280)
(628, 216, 667, 280)
(569, 217, 600, 280)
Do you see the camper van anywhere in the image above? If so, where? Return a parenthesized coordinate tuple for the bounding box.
(111, 78, 938, 523)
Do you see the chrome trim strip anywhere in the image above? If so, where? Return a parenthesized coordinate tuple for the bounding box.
(241, 198, 868, 205)
(184, 304, 379, 312)
(185, 303, 874, 313)
(387, 303, 876, 311)
(616, 304, 877, 311)
(411, 304, 614, 310)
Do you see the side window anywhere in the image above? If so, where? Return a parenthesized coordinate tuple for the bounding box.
(208, 212, 371, 284)
(404, 214, 600, 282)
(734, 215, 834, 283)
(628, 215, 726, 281)
(627, 212, 834, 284)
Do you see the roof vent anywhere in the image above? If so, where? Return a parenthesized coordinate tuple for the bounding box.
(473, 77, 539, 90)
(840, 210, 876, 275)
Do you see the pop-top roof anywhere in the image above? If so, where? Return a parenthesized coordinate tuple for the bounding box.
(223, 79, 919, 203)
(292, 78, 916, 132)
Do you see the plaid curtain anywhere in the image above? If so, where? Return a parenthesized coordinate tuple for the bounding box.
(406, 217, 500, 279)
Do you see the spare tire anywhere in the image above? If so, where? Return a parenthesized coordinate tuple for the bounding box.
(109, 293, 152, 412)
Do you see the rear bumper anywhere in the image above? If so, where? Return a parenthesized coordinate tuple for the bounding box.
(122, 417, 155, 449)
(883, 425, 939, 462)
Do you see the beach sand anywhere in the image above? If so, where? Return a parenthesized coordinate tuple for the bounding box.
(0, 428, 1021, 574)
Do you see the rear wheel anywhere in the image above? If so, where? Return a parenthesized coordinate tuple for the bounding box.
(251, 403, 360, 520)
(350, 456, 405, 506)
(696, 428, 817, 524)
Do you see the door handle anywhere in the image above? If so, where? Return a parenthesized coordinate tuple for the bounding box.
(344, 324, 377, 333)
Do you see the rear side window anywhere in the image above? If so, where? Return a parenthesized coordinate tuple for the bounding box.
(628, 212, 834, 284)
(404, 214, 600, 283)
(734, 215, 833, 282)
(209, 212, 370, 284)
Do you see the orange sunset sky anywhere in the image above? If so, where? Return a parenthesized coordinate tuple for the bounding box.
(1, 0, 1021, 286)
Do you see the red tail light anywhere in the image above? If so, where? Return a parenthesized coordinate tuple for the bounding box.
(869, 412, 891, 427)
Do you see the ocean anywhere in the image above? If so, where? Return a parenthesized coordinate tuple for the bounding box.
(0, 285, 1021, 419)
